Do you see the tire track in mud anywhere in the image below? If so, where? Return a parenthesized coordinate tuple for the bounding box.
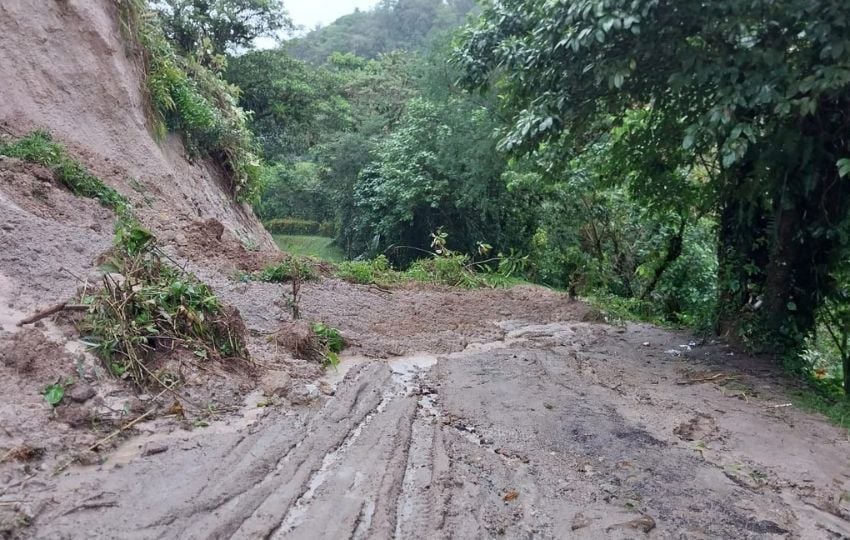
(23, 321, 850, 538)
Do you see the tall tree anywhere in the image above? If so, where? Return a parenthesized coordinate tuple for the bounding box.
(454, 0, 850, 354)
(154, 0, 290, 57)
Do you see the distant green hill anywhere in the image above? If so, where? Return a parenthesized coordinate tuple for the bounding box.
(287, 0, 476, 63)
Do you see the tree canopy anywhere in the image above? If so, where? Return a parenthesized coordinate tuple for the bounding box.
(454, 0, 850, 353)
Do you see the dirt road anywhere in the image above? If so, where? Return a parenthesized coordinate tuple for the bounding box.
(22, 316, 850, 539)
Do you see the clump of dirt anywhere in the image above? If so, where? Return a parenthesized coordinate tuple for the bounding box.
(273, 321, 322, 362)
(673, 414, 717, 442)
(169, 217, 281, 274)
(0, 327, 67, 374)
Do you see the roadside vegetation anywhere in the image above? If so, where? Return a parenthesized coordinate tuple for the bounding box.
(117, 0, 264, 201)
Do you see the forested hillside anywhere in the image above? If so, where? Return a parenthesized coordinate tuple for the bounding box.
(287, 0, 476, 63)
(221, 0, 850, 407)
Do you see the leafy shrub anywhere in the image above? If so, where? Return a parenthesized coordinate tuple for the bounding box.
(311, 322, 344, 353)
(118, 0, 261, 201)
(81, 222, 247, 387)
(0, 131, 128, 213)
(335, 255, 397, 285)
(255, 257, 319, 283)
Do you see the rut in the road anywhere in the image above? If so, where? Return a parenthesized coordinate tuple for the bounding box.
(23, 321, 850, 539)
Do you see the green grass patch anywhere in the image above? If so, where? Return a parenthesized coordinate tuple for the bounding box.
(273, 235, 344, 262)
(0, 130, 129, 213)
(788, 377, 850, 431)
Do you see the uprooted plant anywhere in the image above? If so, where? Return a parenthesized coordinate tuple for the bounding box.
(311, 322, 344, 368)
(79, 222, 248, 387)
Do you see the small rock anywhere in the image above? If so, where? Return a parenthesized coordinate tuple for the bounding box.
(318, 381, 334, 396)
(571, 513, 591, 531)
(142, 444, 169, 457)
(287, 382, 320, 405)
(627, 515, 656, 533)
(261, 370, 292, 397)
(68, 384, 96, 403)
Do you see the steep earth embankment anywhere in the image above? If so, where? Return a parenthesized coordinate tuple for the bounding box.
(0, 0, 282, 529)
(0, 0, 273, 250)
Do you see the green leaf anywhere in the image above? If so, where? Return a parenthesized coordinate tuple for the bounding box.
(43, 384, 65, 407)
(838, 158, 850, 178)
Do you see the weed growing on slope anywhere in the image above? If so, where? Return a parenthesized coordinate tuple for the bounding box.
(0, 130, 129, 213)
(311, 322, 344, 368)
(117, 0, 262, 201)
(80, 222, 247, 387)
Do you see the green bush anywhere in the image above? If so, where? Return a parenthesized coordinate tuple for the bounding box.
(118, 0, 261, 201)
(335, 255, 397, 286)
(311, 322, 344, 354)
(256, 257, 319, 283)
(0, 130, 129, 214)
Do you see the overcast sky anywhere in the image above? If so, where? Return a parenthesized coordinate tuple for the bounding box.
(286, 0, 379, 32)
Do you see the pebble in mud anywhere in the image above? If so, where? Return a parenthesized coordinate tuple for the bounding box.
(571, 513, 591, 530)
(67, 384, 96, 403)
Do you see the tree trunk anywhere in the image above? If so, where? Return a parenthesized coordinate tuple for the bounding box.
(715, 167, 770, 338)
(640, 219, 685, 301)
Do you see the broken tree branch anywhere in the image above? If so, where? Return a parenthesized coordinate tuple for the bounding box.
(16, 302, 88, 326)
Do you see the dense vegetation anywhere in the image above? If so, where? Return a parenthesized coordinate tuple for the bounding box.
(287, 0, 476, 63)
(137, 0, 850, 399)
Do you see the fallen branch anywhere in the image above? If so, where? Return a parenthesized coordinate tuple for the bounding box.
(87, 408, 156, 452)
(676, 372, 739, 385)
(53, 384, 174, 474)
(17, 302, 88, 326)
(61, 500, 119, 515)
(368, 284, 393, 295)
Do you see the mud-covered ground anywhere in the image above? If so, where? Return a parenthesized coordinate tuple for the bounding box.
(5, 299, 850, 538)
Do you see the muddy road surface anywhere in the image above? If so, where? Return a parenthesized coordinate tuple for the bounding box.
(21, 316, 850, 539)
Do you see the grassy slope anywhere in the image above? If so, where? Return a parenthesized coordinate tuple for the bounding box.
(273, 235, 345, 262)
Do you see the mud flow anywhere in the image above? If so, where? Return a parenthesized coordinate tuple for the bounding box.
(6, 314, 850, 539)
